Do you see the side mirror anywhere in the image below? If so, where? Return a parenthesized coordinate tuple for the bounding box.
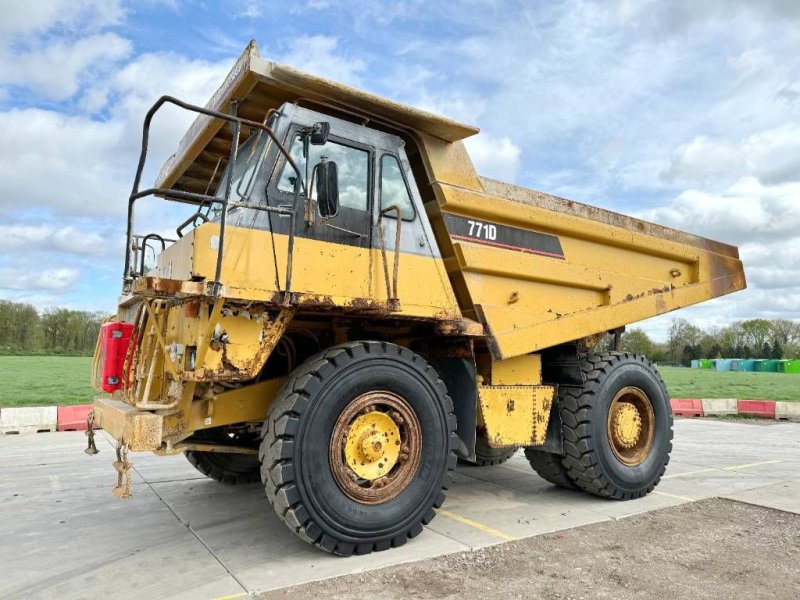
(310, 121, 330, 145)
(315, 159, 339, 218)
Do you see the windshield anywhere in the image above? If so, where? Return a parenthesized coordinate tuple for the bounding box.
(207, 120, 275, 221)
(214, 133, 270, 201)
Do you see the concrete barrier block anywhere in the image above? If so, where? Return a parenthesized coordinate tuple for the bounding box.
(671, 398, 704, 417)
(57, 404, 94, 431)
(776, 402, 800, 422)
(701, 398, 738, 416)
(737, 400, 776, 419)
(0, 406, 58, 434)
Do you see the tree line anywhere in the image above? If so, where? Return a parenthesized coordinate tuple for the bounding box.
(616, 318, 800, 366)
(0, 300, 108, 355)
(1, 297, 797, 364)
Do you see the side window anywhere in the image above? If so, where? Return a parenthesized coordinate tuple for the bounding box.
(277, 134, 370, 212)
(380, 154, 415, 220)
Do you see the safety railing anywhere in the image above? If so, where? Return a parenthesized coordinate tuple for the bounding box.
(125, 95, 306, 299)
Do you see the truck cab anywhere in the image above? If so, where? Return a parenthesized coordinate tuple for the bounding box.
(148, 103, 458, 320)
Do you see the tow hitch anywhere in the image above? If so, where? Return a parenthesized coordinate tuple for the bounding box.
(85, 410, 134, 498)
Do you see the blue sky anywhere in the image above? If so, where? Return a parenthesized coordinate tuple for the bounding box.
(1, 0, 799, 341)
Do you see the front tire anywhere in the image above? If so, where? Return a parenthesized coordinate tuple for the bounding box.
(259, 341, 458, 556)
(560, 352, 673, 500)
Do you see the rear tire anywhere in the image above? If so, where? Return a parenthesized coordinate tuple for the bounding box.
(560, 352, 673, 500)
(185, 451, 260, 485)
(524, 448, 577, 489)
(259, 341, 458, 556)
(460, 437, 518, 466)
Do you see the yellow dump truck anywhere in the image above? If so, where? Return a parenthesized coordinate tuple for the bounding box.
(89, 41, 745, 555)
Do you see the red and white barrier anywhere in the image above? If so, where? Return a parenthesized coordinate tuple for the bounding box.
(1, 399, 798, 436)
(673, 398, 799, 422)
(0, 406, 58, 434)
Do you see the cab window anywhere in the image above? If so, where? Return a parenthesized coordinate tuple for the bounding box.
(380, 154, 415, 220)
(277, 134, 370, 212)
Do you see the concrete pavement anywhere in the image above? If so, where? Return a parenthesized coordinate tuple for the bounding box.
(1, 418, 798, 599)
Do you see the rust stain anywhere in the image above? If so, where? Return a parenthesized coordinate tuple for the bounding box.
(436, 318, 484, 337)
(183, 301, 200, 318)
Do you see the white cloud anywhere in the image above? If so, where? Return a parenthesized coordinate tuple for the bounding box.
(0, 51, 231, 219)
(0, 224, 115, 256)
(640, 177, 800, 244)
(0, 0, 125, 36)
(235, 0, 262, 19)
(0, 33, 132, 101)
(464, 134, 522, 182)
(279, 36, 366, 87)
(413, 90, 487, 126)
(662, 125, 800, 187)
(0, 267, 81, 291)
(0, 108, 127, 217)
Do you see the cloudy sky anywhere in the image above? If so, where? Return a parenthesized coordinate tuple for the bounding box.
(1, 0, 798, 341)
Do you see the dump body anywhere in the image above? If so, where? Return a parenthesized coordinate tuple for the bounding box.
(426, 166, 745, 359)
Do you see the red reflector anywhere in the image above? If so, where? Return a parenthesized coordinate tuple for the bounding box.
(100, 322, 134, 393)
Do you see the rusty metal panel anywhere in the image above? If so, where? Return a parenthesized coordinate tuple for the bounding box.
(163, 377, 286, 437)
(491, 355, 541, 386)
(477, 385, 554, 447)
(92, 397, 163, 452)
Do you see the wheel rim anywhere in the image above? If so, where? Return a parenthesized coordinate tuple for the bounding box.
(606, 386, 655, 467)
(330, 391, 422, 505)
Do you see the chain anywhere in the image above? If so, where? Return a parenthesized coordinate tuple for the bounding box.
(84, 411, 99, 456)
(112, 443, 133, 499)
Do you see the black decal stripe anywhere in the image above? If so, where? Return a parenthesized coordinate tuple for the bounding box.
(443, 214, 565, 259)
(450, 234, 565, 259)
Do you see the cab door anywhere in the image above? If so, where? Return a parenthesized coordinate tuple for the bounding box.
(268, 126, 374, 302)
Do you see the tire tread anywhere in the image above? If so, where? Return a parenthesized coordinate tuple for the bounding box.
(259, 340, 456, 556)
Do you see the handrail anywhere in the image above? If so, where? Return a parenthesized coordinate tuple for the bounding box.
(138, 233, 167, 275)
(377, 204, 402, 310)
(125, 95, 306, 299)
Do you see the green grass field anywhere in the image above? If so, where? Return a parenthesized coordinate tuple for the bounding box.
(657, 366, 800, 402)
(0, 356, 94, 407)
(0, 356, 798, 408)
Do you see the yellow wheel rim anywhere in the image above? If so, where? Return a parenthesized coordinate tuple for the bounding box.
(330, 391, 422, 505)
(343, 411, 401, 480)
(607, 386, 655, 467)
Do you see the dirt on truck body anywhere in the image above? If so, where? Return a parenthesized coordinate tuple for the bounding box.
(88, 40, 746, 555)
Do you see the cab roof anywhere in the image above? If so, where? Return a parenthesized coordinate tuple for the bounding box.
(156, 40, 479, 194)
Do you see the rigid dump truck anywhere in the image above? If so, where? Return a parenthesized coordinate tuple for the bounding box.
(89, 40, 746, 556)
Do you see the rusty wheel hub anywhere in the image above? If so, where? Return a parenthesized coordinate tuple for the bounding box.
(607, 386, 655, 466)
(612, 403, 642, 449)
(330, 391, 421, 505)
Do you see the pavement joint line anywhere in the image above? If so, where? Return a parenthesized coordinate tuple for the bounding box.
(653, 490, 696, 502)
(132, 462, 251, 597)
(663, 468, 718, 479)
(436, 508, 517, 541)
(663, 459, 782, 480)
(147, 476, 209, 484)
(723, 459, 781, 470)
